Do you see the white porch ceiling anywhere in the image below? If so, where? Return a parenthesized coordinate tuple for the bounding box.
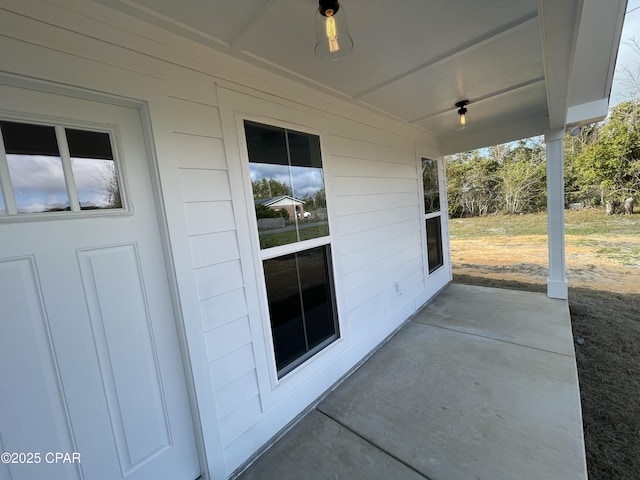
(95, 0, 627, 154)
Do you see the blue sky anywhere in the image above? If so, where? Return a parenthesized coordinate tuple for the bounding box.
(611, 0, 640, 104)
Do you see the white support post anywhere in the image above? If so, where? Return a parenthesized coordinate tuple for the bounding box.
(545, 129, 568, 299)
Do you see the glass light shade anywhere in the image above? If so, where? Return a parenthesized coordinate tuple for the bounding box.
(456, 108, 469, 130)
(314, 3, 353, 60)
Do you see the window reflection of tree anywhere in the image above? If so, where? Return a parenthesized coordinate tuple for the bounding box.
(77, 158, 121, 210)
(422, 158, 440, 214)
(252, 178, 292, 199)
(103, 161, 122, 208)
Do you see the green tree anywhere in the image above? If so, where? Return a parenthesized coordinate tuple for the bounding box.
(446, 151, 500, 217)
(499, 138, 546, 214)
(252, 178, 292, 199)
(445, 151, 470, 217)
(103, 160, 122, 208)
(301, 188, 326, 212)
(422, 158, 441, 213)
(564, 123, 602, 205)
(447, 100, 640, 217)
(313, 188, 327, 209)
(571, 100, 640, 203)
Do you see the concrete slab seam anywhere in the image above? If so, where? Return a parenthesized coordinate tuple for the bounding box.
(409, 321, 576, 358)
(315, 408, 433, 480)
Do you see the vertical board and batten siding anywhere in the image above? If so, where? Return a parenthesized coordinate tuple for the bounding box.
(168, 94, 263, 452)
(0, 2, 447, 478)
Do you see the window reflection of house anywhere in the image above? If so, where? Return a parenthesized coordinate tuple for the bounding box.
(246, 121, 338, 378)
(254, 195, 307, 221)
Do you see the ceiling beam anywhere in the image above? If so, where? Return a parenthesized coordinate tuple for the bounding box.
(437, 114, 549, 155)
(229, 0, 285, 50)
(95, 0, 230, 49)
(538, 0, 582, 129)
(354, 12, 539, 100)
(409, 77, 546, 124)
(568, 0, 627, 106)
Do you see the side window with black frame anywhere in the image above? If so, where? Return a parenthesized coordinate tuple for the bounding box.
(422, 158, 444, 274)
(244, 120, 338, 377)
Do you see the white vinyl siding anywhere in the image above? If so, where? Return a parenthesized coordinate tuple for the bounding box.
(169, 94, 263, 454)
(332, 138, 425, 331)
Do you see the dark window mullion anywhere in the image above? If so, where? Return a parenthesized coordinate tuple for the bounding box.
(294, 251, 310, 352)
(284, 129, 301, 243)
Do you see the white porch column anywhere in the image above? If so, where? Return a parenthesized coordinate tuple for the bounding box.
(545, 129, 568, 299)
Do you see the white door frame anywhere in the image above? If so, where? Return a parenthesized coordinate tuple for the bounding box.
(416, 146, 453, 297)
(136, 100, 209, 480)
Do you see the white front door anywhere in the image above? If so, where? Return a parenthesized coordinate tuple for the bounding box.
(0, 84, 200, 480)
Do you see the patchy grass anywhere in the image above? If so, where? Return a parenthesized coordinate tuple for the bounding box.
(450, 209, 640, 238)
(449, 212, 548, 237)
(574, 238, 599, 247)
(258, 222, 329, 249)
(565, 209, 640, 236)
(450, 209, 640, 480)
(594, 243, 640, 266)
(450, 209, 640, 272)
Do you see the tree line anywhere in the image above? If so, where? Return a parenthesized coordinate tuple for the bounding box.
(445, 99, 640, 217)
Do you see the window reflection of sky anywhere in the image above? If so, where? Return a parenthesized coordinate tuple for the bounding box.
(6, 154, 119, 213)
(7, 154, 69, 213)
(250, 163, 325, 198)
(71, 157, 119, 209)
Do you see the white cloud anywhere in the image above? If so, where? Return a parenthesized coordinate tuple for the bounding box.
(250, 163, 325, 198)
(5, 154, 119, 211)
(7, 154, 69, 211)
(8, 154, 66, 192)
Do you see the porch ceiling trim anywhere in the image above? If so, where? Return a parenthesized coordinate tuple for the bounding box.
(64, 0, 628, 152)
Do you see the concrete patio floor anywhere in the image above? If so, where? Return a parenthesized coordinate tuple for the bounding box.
(236, 284, 587, 480)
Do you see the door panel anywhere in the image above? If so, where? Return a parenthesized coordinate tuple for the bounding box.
(0, 84, 199, 480)
(77, 244, 171, 472)
(0, 257, 80, 480)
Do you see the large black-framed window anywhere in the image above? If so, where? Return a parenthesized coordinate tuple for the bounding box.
(422, 158, 444, 274)
(244, 120, 338, 377)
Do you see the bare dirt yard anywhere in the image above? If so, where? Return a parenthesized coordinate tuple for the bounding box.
(451, 210, 640, 293)
(449, 209, 640, 480)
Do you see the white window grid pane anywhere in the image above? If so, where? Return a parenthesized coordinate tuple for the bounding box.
(0, 119, 125, 220)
